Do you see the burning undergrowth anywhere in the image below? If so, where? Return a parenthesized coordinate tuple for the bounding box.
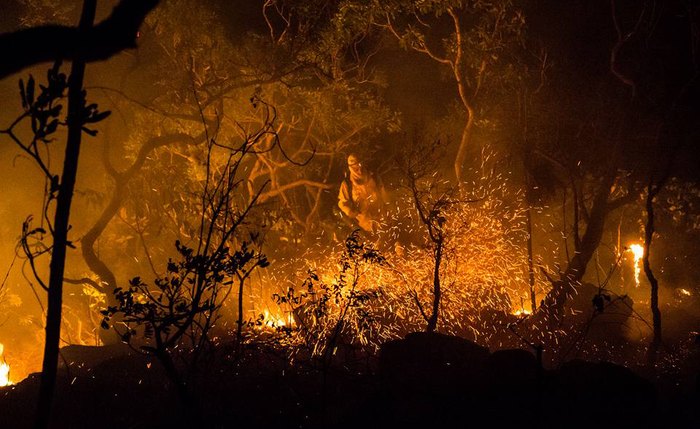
(244, 171, 529, 359)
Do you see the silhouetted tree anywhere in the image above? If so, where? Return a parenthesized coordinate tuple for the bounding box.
(1, 1, 114, 425)
(101, 101, 274, 420)
(0, 0, 158, 79)
(400, 139, 462, 333)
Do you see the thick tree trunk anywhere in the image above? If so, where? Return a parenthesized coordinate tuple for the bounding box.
(81, 183, 122, 344)
(35, 2, 95, 428)
(541, 176, 614, 316)
(82, 133, 205, 306)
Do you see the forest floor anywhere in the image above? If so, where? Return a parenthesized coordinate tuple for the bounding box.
(0, 332, 698, 428)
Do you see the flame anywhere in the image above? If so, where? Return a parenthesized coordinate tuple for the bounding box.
(512, 308, 531, 317)
(262, 309, 292, 329)
(0, 343, 11, 387)
(628, 244, 644, 287)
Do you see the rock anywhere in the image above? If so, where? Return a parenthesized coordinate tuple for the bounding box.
(487, 348, 539, 387)
(379, 331, 489, 393)
(554, 360, 657, 427)
(58, 343, 135, 372)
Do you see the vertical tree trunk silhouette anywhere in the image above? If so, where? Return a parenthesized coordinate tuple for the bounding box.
(426, 239, 443, 333)
(526, 206, 537, 312)
(642, 139, 678, 365)
(35, 1, 96, 428)
(643, 181, 663, 365)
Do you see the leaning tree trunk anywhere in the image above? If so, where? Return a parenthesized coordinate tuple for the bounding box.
(35, 2, 95, 428)
(541, 178, 613, 317)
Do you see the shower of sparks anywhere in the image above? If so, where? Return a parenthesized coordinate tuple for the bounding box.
(244, 170, 535, 354)
(628, 244, 644, 287)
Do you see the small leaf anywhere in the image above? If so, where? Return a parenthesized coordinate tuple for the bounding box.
(49, 105, 62, 117)
(27, 76, 35, 106)
(82, 127, 98, 136)
(91, 110, 111, 123)
(45, 119, 59, 135)
(19, 79, 27, 110)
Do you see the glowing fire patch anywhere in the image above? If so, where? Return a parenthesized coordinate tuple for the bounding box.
(0, 343, 11, 387)
(262, 310, 292, 329)
(628, 244, 644, 288)
(512, 308, 531, 317)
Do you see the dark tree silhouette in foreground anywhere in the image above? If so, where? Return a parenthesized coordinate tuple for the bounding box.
(401, 139, 462, 333)
(0, 0, 158, 79)
(0, 9, 112, 429)
(101, 101, 275, 421)
(0, 0, 157, 425)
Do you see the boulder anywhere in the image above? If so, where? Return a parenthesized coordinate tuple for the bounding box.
(379, 331, 489, 393)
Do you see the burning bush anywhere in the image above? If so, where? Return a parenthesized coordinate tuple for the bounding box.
(271, 231, 389, 359)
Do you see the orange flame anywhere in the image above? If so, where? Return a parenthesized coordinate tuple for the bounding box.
(628, 244, 644, 287)
(0, 343, 11, 387)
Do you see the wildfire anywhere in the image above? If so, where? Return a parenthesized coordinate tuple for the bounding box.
(628, 244, 644, 287)
(0, 343, 11, 387)
(512, 308, 531, 317)
(262, 309, 293, 329)
(255, 166, 529, 352)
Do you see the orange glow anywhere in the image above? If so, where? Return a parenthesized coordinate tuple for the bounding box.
(628, 244, 644, 287)
(262, 309, 293, 329)
(0, 343, 11, 387)
(512, 308, 531, 317)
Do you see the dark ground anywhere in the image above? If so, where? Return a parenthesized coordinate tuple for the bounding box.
(1, 332, 698, 428)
